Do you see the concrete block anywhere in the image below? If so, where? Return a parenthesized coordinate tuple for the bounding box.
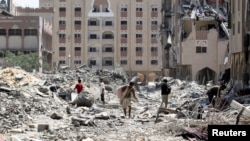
(37, 124, 49, 132)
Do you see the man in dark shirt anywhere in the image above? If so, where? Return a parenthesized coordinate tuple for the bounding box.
(206, 84, 226, 107)
(161, 78, 171, 108)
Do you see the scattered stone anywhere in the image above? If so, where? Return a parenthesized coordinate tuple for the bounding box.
(0, 86, 11, 92)
(37, 124, 49, 132)
(50, 113, 63, 120)
(70, 93, 94, 107)
(8, 128, 24, 133)
(95, 112, 110, 120)
(15, 74, 24, 81)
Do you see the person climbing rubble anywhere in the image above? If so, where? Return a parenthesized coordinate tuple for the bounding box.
(74, 78, 84, 94)
(116, 81, 139, 118)
(206, 83, 226, 108)
(160, 77, 171, 108)
(69, 78, 94, 107)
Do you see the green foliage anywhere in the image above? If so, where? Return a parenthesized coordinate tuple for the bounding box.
(3, 51, 44, 72)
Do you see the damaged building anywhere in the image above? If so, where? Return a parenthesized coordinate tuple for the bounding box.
(0, 15, 53, 71)
(162, 0, 230, 84)
(229, 0, 250, 92)
(0, 1, 53, 71)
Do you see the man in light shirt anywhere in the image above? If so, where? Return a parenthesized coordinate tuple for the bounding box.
(99, 78, 105, 105)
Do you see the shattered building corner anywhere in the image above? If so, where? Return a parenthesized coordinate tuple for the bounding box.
(162, 0, 230, 84)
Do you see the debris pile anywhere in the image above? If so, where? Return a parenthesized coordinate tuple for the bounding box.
(0, 67, 41, 87)
(0, 66, 249, 141)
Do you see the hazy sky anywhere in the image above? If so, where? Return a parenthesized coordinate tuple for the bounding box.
(13, 0, 39, 8)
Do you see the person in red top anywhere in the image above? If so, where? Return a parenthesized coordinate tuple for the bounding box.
(74, 79, 84, 94)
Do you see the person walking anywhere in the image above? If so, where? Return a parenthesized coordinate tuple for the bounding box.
(99, 78, 105, 105)
(160, 77, 171, 108)
(118, 81, 139, 118)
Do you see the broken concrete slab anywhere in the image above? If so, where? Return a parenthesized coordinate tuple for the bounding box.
(37, 124, 49, 132)
(0, 86, 11, 92)
(95, 112, 110, 120)
(70, 93, 95, 107)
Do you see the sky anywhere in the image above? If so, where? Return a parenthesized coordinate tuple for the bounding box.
(13, 0, 39, 8)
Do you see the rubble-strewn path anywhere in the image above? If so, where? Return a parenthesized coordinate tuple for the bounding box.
(0, 67, 248, 141)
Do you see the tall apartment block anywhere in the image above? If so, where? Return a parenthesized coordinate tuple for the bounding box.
(39, 0, 162, 79)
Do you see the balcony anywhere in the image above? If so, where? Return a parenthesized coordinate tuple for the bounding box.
(88, 19, 100, 30)
(136, 25, 142, 30)
(151, 25, 158, 30)
(121, 12, 127, 17)
(136, 12, 142, 17)
(59, 51, 66, 56)
(102, 39, 114, 44)
(88, 38, 100, 44)
(121, 52, 127, 56)
(74, 51, 81, 56)
(102, 25, 114, 30)
(59, 12, 66, 17)
(136, 51, 143, 56)
(59, 25, 66, 30)
(136, 38, 142, 43)
(75, 12, 81, 17)
(121, 38, 127, 43)
(151, 39, 157, 43)
(151, 12, 158, 17)
(151, 52, 158, 56)
(59, 38, 66, 43)
(121, 25, 127, 30)
(75, 25, 81, 30)
(88, 53, 99, 59)
(75, 38, 81, 43)
(102, 52, 114, 57)
(88, 25, 100, 31)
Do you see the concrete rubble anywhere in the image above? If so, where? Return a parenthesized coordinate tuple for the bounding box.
(0, 66, 249, 141)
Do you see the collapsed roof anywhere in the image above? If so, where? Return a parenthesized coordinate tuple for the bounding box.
(178, 0, 229, 38)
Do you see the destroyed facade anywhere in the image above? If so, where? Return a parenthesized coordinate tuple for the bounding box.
(161, 0, 230, 84)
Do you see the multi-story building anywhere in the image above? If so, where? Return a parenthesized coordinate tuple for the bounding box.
(0, 15, 53, 71)
(229, 0, 250, 90)
(162, 0, 230, 84)
(39, 0, 162, 80)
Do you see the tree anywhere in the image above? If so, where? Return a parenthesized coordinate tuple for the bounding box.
(3, 51, 47, 72)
